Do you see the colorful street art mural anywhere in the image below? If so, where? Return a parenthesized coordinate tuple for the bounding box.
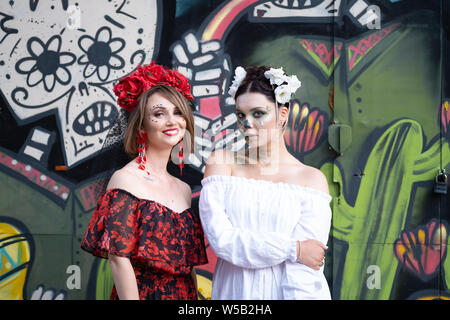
(0, 0, 448, 300)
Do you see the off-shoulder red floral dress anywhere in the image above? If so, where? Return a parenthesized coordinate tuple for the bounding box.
(81, 188, 208, 300)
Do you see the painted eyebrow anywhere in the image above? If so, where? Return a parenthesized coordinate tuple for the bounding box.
(151, 105, 183, 114)
(151, 104, 165, 111)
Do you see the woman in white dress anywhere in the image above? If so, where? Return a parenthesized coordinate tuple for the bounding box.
(198, 66, 332, 300)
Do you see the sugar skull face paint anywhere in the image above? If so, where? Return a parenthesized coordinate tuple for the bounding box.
(237, 118, 252, 130)
(235, 92, 279, 148)
(236, 107, 270, 130)
(149, 103, 164, 123)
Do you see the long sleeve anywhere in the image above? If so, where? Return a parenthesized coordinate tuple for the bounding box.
(291, 192, 332, 245)
(198, 177, 298, 269)
(281, 192, 333, 300)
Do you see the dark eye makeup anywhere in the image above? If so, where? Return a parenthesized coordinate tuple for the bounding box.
(236, 109, 266, 119)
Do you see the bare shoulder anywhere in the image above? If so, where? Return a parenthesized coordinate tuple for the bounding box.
(107, 168, 135, 190)
(300, 165, 330, 195)
(281, 155, 330, 195)
(203, 148, 233, 178)
(106, 167, 147, 197)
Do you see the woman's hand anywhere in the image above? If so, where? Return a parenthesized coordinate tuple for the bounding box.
(296, 240, 328, 270)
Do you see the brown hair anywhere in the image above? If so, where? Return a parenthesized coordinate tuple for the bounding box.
(123, 85, 195, 157)
(235, 66, 289, 109)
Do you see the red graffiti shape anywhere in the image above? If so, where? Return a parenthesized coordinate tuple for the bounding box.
(394, 219, 447, 282)
(300, 39, 342, 69)
(348, 24, 399, 70)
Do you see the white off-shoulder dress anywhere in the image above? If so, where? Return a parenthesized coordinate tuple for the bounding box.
(198, 175, 332, 300)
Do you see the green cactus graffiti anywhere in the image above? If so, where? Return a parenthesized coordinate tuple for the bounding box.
(321, 119, 450, 299)
(95, 259, 114, 300)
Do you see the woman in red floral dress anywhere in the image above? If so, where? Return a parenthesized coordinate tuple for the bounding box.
(81, 62, 207, 300)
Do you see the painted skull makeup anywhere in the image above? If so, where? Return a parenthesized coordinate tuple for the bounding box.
(236, 107, 273, 132)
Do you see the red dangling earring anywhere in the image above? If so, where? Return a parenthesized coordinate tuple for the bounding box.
(136, 130, 150, 176)
(178, 141, 184, 176)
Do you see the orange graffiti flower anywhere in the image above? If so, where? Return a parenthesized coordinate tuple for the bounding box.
(283, 100, 326, 155)
(394, 219, 447, 281)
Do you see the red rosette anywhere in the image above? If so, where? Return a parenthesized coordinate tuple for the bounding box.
(119, 98, 139, 112)
(176, 78, 193, 100)
(165, 69, 194, 101)
(142, 62, 165, 81)
(113, 74, 144, 111)
(162, 69, 177, 85)
(113, 61, 194, 111)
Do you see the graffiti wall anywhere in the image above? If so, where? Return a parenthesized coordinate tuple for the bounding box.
(0, 0, 448, 300)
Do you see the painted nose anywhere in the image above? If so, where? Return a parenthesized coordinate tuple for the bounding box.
(243, 119, 252, 129)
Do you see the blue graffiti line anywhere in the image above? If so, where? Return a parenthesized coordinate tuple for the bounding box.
(0, 235, 28, 271)
(0, 245, 21, 271)
(0, 238, 29, 283)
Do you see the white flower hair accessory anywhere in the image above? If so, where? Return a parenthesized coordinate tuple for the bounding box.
(227, 66, 301, 104)
(228, 66, 247, 98)
(264, 67, 301, 104)
(264, 67, 287, 86)
(274, 85, 291, 104)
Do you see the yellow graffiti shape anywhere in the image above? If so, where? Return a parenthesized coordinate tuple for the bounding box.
(196, 274, 212, 300)
(0, 223, 31, 300)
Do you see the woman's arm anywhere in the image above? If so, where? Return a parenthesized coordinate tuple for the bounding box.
(109, 254, 140, 300)
(294, 168, 330, 270)
(191, 268, 198, 294)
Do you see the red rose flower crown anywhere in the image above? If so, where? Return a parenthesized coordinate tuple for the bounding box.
(113, 61, 194, 111)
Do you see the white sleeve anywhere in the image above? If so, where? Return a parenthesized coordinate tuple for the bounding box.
(281, 193, 333, 300)
(292, 194, 332, 245)
(198, 180, 298, 269)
